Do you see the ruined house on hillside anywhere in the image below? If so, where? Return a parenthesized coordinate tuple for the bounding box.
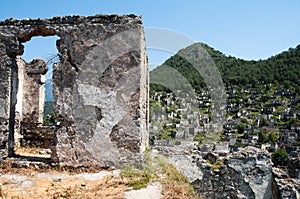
(0, 14, 148, 168)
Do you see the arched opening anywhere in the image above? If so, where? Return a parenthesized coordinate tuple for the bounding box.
(14, 36, 60, 159)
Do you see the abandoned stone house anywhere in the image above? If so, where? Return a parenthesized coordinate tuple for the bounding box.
(14, 57, 48, 147)
(0, 14, 148, 168)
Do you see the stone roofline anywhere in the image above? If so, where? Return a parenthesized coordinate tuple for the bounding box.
(0, 14, 142, 26)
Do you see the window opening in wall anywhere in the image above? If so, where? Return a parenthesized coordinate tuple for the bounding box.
(14, 36, 59, 159)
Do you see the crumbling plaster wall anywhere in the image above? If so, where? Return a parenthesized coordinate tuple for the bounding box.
(0, 14, 148, 167)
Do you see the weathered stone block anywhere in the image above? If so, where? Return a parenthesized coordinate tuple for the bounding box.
(0, 14, 148, 167)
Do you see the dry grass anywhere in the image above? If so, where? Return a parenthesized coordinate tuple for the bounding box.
(0, 148, 202, 199)
(128, 152, 201, 199)
(0, 158, 127, 198)
(0, 174, 126, 199)
(14, 146, 51, 158)
(162, 182, 199, 199)
(0, 159, 43, 175)
(160, 164, 200, 199)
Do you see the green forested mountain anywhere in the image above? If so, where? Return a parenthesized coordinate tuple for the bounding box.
(151, 43, 300, 92)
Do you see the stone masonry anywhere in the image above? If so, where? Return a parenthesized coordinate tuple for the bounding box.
(15, 57, 47, 146)
(0, 15, 148, 167)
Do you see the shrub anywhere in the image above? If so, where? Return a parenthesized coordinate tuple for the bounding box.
(272, 149, 288, 166)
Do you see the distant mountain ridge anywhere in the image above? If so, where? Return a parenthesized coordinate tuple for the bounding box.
(151, 43, 300, 92)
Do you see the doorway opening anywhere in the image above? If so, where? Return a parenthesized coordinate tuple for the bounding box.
(14, 36, 60, 160)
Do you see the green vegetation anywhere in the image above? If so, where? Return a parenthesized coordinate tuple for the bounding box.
(120, 150, 199, 198)
(258, 131, 279, 144)
(151, 43, 300, 92)
(210, 158, 226, 170)
(194, 134, 205, 145)
(268, 132, 279, 142)
(120, 166, 152, 190)
(235, 123, 246, 134)
(157, 127, 176, 140)
(44, 101, 54, 118)
(43, 112, 59, 126)
(272, 149, 288, 166)
(240, 118, 249, 124)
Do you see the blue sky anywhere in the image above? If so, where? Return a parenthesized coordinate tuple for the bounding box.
(0, 0, 299, 68)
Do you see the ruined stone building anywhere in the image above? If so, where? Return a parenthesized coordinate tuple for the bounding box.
(0, 14, 148, 168)
(15, 57, 48, 146)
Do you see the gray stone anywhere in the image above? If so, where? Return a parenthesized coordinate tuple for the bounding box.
(39, 148, 52, 155)
(160, 143, 275, 199)
(167, 154, 203, 182)
(190, 146, 276, 199)
(273, 167, 300, 199)
(0, 14, 148, 168)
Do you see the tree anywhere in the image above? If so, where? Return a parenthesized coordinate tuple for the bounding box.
(260, 118, 269, 127)
(272, 149, 288, 166)
(258, 131, 269, 144)
(268, 132, 279, 142)
(240, 118, 249, 124)
(235, 123, 246, 134)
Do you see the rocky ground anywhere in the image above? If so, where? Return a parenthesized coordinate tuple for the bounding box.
(0, 162, 164, 199)
(0, 170, 125, 198)
(0, 147, 197, 199)
(152, 141, 300, 199)
(7, 144, 300, 198)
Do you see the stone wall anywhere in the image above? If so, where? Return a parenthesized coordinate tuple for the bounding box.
(0, 32, 20, 158)
(0, 14, 148, 167)
(19, 58, 47, 124)
(15, 57, 47, 146)
(0, 39, 12, 160)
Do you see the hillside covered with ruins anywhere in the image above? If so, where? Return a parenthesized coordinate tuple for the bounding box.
(149, 43, 300, 198)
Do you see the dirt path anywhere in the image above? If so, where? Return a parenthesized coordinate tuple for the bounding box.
(124, 182, 163, 199)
